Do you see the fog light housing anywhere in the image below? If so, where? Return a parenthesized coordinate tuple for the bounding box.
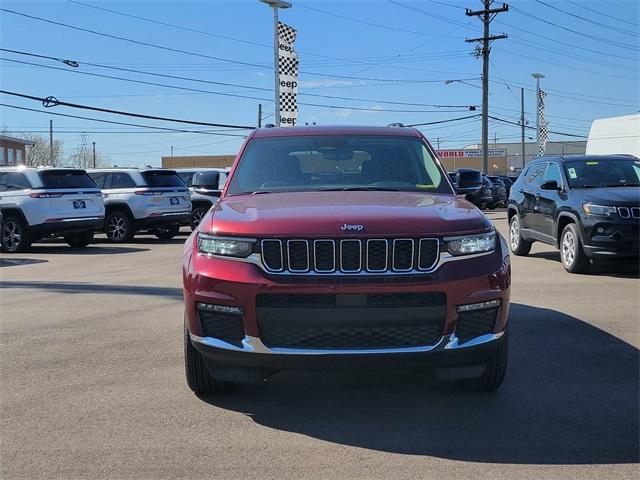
(197, 302, 244, 315)
(457, 299, 501, 312)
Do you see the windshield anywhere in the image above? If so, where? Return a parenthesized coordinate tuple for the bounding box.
(564, 157, 640, 188)
(226, 135, 451, 195)
(39, 170, 97, 189)
(142, 170, 186, 188)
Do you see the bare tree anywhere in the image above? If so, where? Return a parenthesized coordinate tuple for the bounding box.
(21, 133, 64, 166)
(64, 132, 107, 168)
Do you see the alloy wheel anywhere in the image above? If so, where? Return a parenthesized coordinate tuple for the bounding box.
(562, 230, 576, 268)
(1, 221, 21, 251)
(509, 219, 520, 251)
(107, 215, 127, 241)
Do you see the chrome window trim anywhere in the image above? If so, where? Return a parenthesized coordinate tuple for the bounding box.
(286, 239, 310, 273)
(392, 238, 414, 272)
(261, 239, 284, 272)
(339, 239, 362, 272)
(417, 238, 439, 271)
(366, 239, 388, 272)
(190, 331, 504, 355)
(313, 239, 336, 273)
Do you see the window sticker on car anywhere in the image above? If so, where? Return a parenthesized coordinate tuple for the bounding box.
(568, 168, 577, 179)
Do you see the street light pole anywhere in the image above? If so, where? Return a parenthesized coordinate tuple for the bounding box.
(92, 141, 96, 168)
(531, 72, 545, 157)
(260, 0, 292, 127)
(520, 87, 525, 169)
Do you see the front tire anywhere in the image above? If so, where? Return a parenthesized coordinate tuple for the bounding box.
(1, 216, 32, 252)
(64, 230, 94, 248)
(184, 317, 227, 395)
(190, 206, 208, 231)
(461, 330, 508, 392)
(509, 215, 532, 256)
(105, 211, 134, 243)
(154, 223, 180, 240)
(560, 223, 590, 274)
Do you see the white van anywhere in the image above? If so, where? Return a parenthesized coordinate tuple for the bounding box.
(586, 114, 640, 157)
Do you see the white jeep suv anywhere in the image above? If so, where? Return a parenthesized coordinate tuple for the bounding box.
(87, 168, 191, 242)
(0, 167, 105, 252)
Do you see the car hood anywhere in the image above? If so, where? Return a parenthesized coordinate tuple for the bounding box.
(202, 191, 493, 237)
(571, 187, 640, 206)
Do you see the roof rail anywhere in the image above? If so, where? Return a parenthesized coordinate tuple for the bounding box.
(264, 123, 276, 128)
(387, 122, 405, 127)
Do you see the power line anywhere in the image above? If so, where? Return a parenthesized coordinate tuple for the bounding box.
(488, 115, 588, 138)
(0, 58, 474, 114)
(0, 91, 254, 129)
(533, 0, 638, 37)
(566, 0, 639, 28)
(509, 5, 639, 51)
(406, 114, 481, 127)
(0, 103, 250, 136)
(0, 49, 477, 109)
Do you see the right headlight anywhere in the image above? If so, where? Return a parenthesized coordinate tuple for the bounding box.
(582, 203, 617, 216)
(197, 233, 256, 258)
(446, 231, 496, 256)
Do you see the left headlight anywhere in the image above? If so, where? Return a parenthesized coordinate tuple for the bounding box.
(582, 203, 617, 216)
(197, 233, 256, 258)
(446, 231, 496, 256)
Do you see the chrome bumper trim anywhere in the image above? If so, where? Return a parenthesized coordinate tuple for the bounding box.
(190, 331, 504, 356)
(49, 216, 104, 223)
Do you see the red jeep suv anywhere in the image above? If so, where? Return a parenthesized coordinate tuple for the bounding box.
(183, 125, 511, 394)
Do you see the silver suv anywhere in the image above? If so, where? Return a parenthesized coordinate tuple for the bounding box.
(175, 168, 229, 230)
(87, 168, 190, 242)
(0, 167, 105, 252)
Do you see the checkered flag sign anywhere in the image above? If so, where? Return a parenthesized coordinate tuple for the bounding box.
(538, 89, 548, 155)
(277, 21, 298, 126)
(278, 21, 297, 44)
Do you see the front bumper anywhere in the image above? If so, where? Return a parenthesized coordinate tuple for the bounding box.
(582, 221, 640, 258)
(191, 331, 504, 374)
(135, 211, 190, 229)
(29, 216, 104, 237)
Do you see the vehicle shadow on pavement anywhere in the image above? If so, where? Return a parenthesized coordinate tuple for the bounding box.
(202, 303, 639, 465)
(528, 251, 640, 278)
(0, 280, 183, 299)
(24, 245, 150, 254)
(0, 258, 49, 267)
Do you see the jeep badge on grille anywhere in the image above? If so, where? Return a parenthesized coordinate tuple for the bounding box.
(340, 224, 364, 232)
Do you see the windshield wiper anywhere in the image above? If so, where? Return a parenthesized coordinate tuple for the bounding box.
(321, 187, 401, 192)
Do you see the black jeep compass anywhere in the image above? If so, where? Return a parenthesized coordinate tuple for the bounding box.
(507, 155, 639, 273)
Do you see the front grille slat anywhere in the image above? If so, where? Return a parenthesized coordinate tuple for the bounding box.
(261, 237, 439, 275)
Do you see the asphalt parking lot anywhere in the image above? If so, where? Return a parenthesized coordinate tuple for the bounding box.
(1, 212, 638, 480)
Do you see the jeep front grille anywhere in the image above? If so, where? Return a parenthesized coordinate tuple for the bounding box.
(617, 207, 640, 219)
(260, 238, 439, 274)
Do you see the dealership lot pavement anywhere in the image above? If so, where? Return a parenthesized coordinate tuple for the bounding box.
(1, 212, 638, 480)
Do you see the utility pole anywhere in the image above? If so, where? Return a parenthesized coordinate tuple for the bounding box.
(520, 87, 525, 169)
(92, 141, 96, 168)
(531, 72, 545, 156)
(465, 1, 508, 174)
(258, 103, 263, 128)
(49, 119, 53, 165)
(437, 137, 440, 149)
(171, 146, 174, 157)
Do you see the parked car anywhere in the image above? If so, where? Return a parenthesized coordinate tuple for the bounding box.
(498, 175, 514, 197)
(183, 125, 511, 395)
(508, 154, 640, 273)
(175, 168, 229, 230)
(0, 167, 104, 252)
(87, 168, 191, 242)
(464, 170, 493, 209)
(487, 176, 508, 209)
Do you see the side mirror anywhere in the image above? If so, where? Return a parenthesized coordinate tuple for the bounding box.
(455, 169, 483, 195)
(540, 180, 560, 191)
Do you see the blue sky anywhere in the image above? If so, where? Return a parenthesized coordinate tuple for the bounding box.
(1, 0, 638, 166)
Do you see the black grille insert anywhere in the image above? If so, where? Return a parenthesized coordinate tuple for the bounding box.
(393, 239, 414, 271)
(455, 307, 498, 344)
(199, 311, 245, 344)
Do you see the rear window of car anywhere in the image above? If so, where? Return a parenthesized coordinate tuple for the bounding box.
(39, 170, 97, 189)
(141, 171, 185, 188)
